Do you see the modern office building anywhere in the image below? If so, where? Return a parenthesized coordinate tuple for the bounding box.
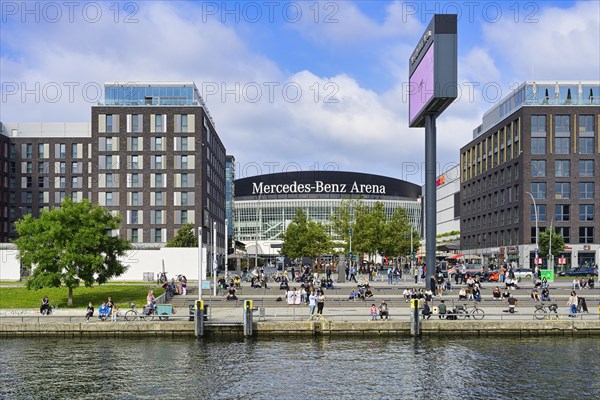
(460, 81, 600, 269)
(225, 154, 235, 244)
(0, 82, 227, 264)
(233, 171, 422, 260)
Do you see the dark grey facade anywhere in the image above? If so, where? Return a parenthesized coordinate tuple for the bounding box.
(460, 81, 600, 269)
(0, 82, 227, 251)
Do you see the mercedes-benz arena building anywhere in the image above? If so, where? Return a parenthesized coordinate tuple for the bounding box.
(233, 171, 422, 259)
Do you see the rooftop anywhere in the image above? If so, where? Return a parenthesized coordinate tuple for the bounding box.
(474, 80, 600, 138)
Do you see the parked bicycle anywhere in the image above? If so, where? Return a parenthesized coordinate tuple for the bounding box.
(456, 303, 485, 320)
(534, 303, 559, 320)
(124, 302, 155, 322)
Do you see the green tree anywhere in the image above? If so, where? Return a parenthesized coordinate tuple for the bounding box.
(331, 199, 359, 254)
(352, 202, 386, 258)
(538, 230, 565, 261)
(166, 223, 198, 247)
(380, 208, 415, 258)
(14, 198, 132, 306)
(281, 209, 333, 261)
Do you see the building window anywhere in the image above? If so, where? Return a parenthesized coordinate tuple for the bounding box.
(181, 192, 189, 206)
(26, 162, 32, 174)
(58, 143, 66, 159)
(578, 227, 594, 244)
(154, 210, 162, 224)
(106, 173, 114, 188)
(531, 160, 546, 177)
(579, 160, 594, 177)
(181, 137, 188, 151)
(555, 160, 570, 177)
(155, 115, 163, 132)
(105, 137, 113, 151)
(554, 137, 570, 154)
(181, 173, 188, 187)
(180, 210, 188, 224)
(131, 155, 139, 169)
(154, 156, 162, 169)
(38, 177, 45, 188)
(38, 162, 46, 174)
(25, 143, 33, 158)
(530, 204, 547, 222)
(154, 228, 162, 243)
(531, 137, 546, 154)
(106, 115, 113, 132)
(530, 182, 546, 199)
(58, 176, 66, 189)
(132, 114, 140, 133)
(555, 204, 570, 222)
(578, 182, 594, 199)
(71, 162, 80, 173)
(181, 155, 188, 169)
(555, 227, 570, 243)
(131, 210, 139, 224)
(105, 155, 113, 169)
(155, 192, 164, 206)
(578, 115, 594, 133)
(131, 228, 139, 243)
(181, 114, 188, 132)
(59, 162, 66, 173)
(555, 182, 570, 199)
(71, 143, 78, 158)
(71, 177, 80, 188)
(38, 143, 45, 158)
(531, 115, 546, 133)
(131, 192, 140, 206)
(554, 115, 570, 134)
(579, 205, 594, 222)
(155, 173, 163, 188)
(131, 137, 139, 151)
(154, 137, 163, 151)
(106, 192, 113, 206)
(130, 173, 140, 188)
(578, 137, 594, 154)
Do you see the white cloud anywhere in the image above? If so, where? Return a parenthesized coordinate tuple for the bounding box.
(483, 1, 600, 81)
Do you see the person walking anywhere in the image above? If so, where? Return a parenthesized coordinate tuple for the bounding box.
(308, 291, 317, 320)
(413, 266, 419, 284)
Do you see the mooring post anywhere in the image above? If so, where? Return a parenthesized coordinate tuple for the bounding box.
(410, 298, 420, 336)
(243, 300, 253, 337)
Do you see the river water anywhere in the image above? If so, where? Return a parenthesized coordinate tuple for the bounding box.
(0, 336, 598, 399)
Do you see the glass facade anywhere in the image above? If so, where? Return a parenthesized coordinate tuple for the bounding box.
(233, 198, 422, 251)
(225, 156, 235, 237)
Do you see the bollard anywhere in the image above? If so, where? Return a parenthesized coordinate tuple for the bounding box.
(410, 298, 420, 337)
(243, 300, 253, 338)
(195, 300, 204, 337)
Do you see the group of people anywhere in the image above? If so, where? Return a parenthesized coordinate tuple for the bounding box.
(572, 276, 595, 290)
(163, 275, 187, 299)
(88, 296, 118, 322)
(369, 300, 390, 320)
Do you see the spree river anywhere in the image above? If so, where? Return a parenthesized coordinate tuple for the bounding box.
(0, 336, 598, 400)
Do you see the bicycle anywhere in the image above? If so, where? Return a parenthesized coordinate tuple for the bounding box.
(456, 303, 485, 320)
(534, 303, 559, 320)
(124, 302, 155, 322)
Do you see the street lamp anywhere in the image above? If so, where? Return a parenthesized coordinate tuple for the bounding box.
(525, 191, 539, 266)
(548, 217, 553, 271)
(255, 194, 261, 269)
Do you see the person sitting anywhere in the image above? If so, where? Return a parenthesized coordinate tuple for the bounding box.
(588, 276, 595, 289)
(502, 289, 511, 300)
(378, 300, 389, 320)
(541, 277, 549, 290)
(325, 277, 334, 289)
(348, 289, 357, 301)
(234, 276, 242, 288)
(250, 276, 261, 288)
(438, 300, 447, 319)
(357, 288, 366, 301)
(579, 278, 587, 289)
(506, 294, 518, 313)
(531, 288, 541, 301)
(473, 287, 481, 302)
(111, 304, 119, 322)
(533, 278, 542, 288)
(458, 288, 467, 301)
(403, 288, 411, 303)
(98, 301, 110, 321)
(40, 296, 52, 315)
(85, 302, 94, 321)
(466, 288, 474, 301)
(364, 287, 373, 298)
(505, 277, 520, 290)
(226, 286, 238, 301)
(421, 301, 432, 319)
(424, 289, 433, 302)
(218, 277, 227, 290)
(541, 287, 550, 301)
(279, 277, 289, 291)
(572, 278, 581, 290)
(492, 286, 501, 300)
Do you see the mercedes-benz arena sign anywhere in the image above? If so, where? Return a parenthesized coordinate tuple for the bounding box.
(235, 171, 421, 200)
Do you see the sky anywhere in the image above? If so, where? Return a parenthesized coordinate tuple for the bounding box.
(1, 0, 599, 185)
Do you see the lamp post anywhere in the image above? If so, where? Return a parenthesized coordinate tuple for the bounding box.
(548, 217, 553, 271)
(255, 194, 261, 269)
(197, 227, 203, 302)
(525, 191, 539, 267)
(213, 221, 217, 296)
(225, 218, 228, 279)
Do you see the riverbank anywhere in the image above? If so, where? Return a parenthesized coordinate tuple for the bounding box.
(1, 319, 599, 338)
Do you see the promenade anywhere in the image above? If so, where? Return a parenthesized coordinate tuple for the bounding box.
(1, 274, 599, 337)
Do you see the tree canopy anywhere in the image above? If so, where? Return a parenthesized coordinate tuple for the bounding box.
(166, 223, 198, 247)
(281, 209, 333, 262)
(538, 230, 565, 261)
(14, 198, 132, 306)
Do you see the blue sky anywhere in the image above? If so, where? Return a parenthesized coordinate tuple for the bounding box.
(1, 1, 599, 183)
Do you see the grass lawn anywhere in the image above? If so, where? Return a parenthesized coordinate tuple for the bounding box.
(0, 284, 164, 309)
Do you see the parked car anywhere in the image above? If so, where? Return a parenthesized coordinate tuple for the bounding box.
(558, 267, 598, 277)
(512, 268, 534, 279)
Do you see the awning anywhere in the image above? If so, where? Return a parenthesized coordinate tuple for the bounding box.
(447, 253, 464, 260)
